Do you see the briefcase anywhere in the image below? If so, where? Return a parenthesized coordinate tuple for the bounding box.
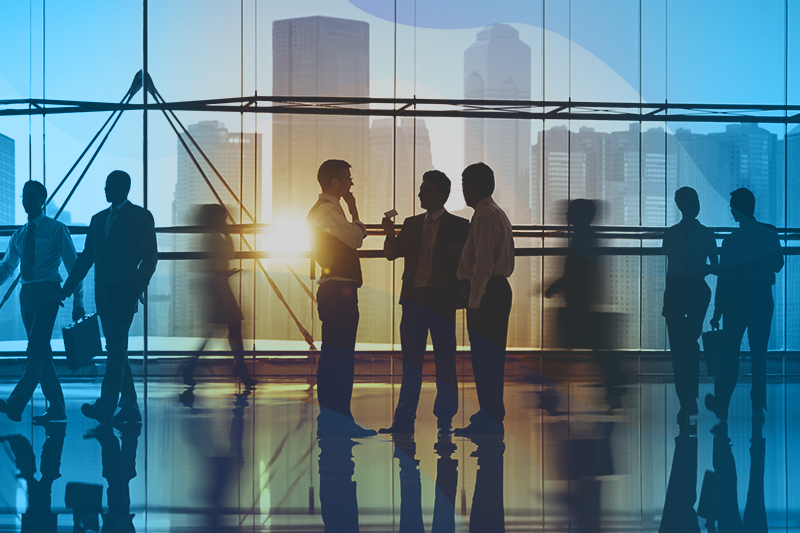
(702, 329, 724, 377)
(63, 313, 103, 370)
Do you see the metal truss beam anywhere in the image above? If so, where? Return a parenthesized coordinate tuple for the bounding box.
(3, 96, 800, 123)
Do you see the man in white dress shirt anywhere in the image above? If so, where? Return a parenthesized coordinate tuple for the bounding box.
(454, 162, 515, 435)
(0, 180, 83, 423)
(307, 159, 377, 438)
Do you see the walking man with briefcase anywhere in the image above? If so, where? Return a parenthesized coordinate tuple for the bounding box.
(0, 180, 84, 423)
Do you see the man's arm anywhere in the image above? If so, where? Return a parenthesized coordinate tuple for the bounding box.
(55, 223, 85, 320)
(465, 214, 497, 310)
(0, 233, 21, 286)
(383, 216, 405, 260)
(135, 209, 158, 294)
(61, 221, 96, 300)
(312, 203, 366, 249)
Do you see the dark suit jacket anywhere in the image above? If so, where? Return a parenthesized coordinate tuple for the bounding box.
(63, 201, 158, 315)
(385, 211, 470, 309)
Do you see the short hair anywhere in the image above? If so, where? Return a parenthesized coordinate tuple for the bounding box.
(22, 180, 47, 205)
(730, 187, 755, 217)
(422, 170, 451, 201)
(462, 162, 495, 196)
(198, 203, 227, 227)
(107, 170, 132, 195)
(674, 186, 699, 211)
(317, 159, 351, 190)
(568, 198, 596, 226)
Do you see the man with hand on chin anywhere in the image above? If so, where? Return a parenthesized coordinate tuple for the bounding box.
(60, 170, 157, 426)
(454, 162, 514, 436)
(0, 180, 83, 423)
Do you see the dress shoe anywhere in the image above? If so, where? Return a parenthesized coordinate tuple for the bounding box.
(179, 365, 197, 387)
(378, 424, 414, 435)
(318, 419, 377, 438)
(233, 365, 257, 389)
(32, 410, 67, 424)
(0, 399, 22, 422)
(704, 394, 719, 418)
(112, 408, 142, 426)
(437, 424, 455, 436)
(81, 403, 111, 425)
(710, 419, 728, 436)
(453, 422, 503, 436)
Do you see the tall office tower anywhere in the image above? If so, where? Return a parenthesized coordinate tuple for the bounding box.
(272, 16, 369, 220)
(172, 120, 262, 338)
(0, 133, 13, 224)
(365, 118, 433, 345)
(464, 24, 531, 223)
(785, 126, 800, 349)
(465, 24, 532, 347)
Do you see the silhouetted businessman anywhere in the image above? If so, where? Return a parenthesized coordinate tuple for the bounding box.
(379, 171, 469, 436)
(60, 170, 158, 426)
(0, 180, 83, 423)
(546, 198, 626, 410)
(454, 163, 514, 436)
(705, 188, 783, 430)
(307, 159, 376, 438)
(662, 187, 718, 426)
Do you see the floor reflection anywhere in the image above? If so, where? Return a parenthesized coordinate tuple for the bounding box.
(0, 378, 795, 531)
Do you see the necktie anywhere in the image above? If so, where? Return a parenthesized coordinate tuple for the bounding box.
(21, 223, 35, 281)
(414, 215, 433, 286)
(104, 208, 118, 240)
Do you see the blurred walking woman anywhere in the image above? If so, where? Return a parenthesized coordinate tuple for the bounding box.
(181, 204, 256, 388)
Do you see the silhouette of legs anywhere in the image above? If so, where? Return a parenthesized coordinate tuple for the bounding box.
(317, 281, 359, 420)
(95, 308, 138, 421)
(6, 281, 64, 417)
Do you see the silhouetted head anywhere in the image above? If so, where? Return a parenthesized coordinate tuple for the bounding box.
(461, 162, 494, 208)
(567, 198, 596, 227)
(198, 203, 228, 231)
(22, 180, 47, 219)
(317, 159, 353, 198)
(729, 187, 755, 222)
(419, 170, 450, 212)
(105, 170, 131, 206)
(674, 187, 700, 220)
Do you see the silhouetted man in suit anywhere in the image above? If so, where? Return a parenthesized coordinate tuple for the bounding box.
(307, 159, 376, 438)
(0, 180, 83, 423)
(60, 170, 158, 426)
(662, 187, 717, 426)
(705, 188, 782, 430)
(454, 163, 514, 436)
(379, 171, 469, 436)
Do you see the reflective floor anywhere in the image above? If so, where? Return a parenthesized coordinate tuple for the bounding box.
(0, 376, 798, 532)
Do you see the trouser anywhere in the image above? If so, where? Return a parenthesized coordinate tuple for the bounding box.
(393, 289, 458, 427)
(316, 280, 359, 420)
(96, 307, 139, 419)
(7, 281, 64, 415)
(468, 277, 512, 425)
(714, 287, 774, 420)
(663, 277, 711, 411)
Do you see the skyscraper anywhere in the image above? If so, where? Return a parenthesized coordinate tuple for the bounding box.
(464, 24, 531, 222)
(0, 133, 13, 224)
(272, 16, 369, 221)
(172, 120, 262, 338)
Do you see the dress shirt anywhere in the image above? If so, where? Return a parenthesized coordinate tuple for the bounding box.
(662, 219, 717, 277)
(309, 193, 367, 283)
(0, 213, 83, 306)
(457, 197, 515, 308)
(413, 208, 445, 287)
(105, 199, 130, 239)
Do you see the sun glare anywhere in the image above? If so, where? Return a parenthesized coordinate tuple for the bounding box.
(266, 216, 311, 256)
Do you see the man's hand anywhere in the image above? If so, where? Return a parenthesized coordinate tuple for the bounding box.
(342, 190, 359, 221)
(544, 284, 557, 299)
(381, 216, 396, 239)
(467, 307, 481, 327)
(449, 244, 464, 261)
(72, 307, 85, 322)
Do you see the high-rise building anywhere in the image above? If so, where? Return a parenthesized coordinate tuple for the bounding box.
(272, 16, 369, 221)
(464, 24, 531, 223)
(172, 120, 262, 338)
(0, 133, 13, 224)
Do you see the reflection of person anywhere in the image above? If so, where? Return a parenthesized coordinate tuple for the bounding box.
(0, 180, 83, 423)
(180, 204, 256, 389)
(379, 171, 469, 436)
(743, 418, 767, 532)
(705, 187, 783, 429)
(466, 435, 505, 533)
(662, 187, 717, 426)
(86, 421, 141, 532)
(545, 198, 626, 410)
(703, 426, 743, 532)
(1, 423, 66, 533)
(318, 437, 360, 532)
(432, 435, 458, 533)
(658, 430, 700, 532)
(454, 163, 514, 436)
(393, 435, 424, 533)
(60, 170, 158, 426)
(307, 159, 376, 438)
